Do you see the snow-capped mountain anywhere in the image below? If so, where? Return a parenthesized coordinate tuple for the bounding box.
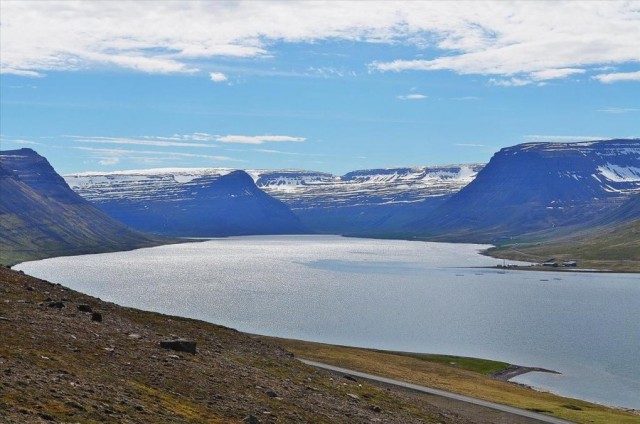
(247, 165, 484, 208)
(65, 169, 306, 236)
(65, 168, 235, 202)
(411, 139, 640, 241)
(65, 165, 485, 235)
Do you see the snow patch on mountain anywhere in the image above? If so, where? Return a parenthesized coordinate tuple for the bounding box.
(597, 164, 640, 182)
(247, 165, 485, 209)
(64, 165, 485, 210)
(64, 168, 235, 202)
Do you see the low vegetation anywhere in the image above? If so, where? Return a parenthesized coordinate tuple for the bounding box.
(0, 267, 521, 424)
(2, 266, 638, 423)
(487, 219, 640, 272)
(269, 338, 640, 424)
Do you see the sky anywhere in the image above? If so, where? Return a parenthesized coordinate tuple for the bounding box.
(1, 1, 639, 176)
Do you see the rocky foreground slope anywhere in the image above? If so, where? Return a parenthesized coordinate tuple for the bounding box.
(0, 266, 482, 424)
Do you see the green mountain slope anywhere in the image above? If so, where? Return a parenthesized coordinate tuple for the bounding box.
(487, 195, 640, 271)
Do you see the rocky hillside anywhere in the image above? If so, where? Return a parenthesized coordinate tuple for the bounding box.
(0, 149, 161, 266)
(411, 139, 640, 241)
(0, 266, 481, 424)
(65, 169, 306, 237)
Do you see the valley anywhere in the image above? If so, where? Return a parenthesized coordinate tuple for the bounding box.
(3, 3, 639, 422)
(58, 139, 640, 271)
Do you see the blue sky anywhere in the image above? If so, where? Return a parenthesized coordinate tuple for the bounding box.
(1, 1, 639, 175)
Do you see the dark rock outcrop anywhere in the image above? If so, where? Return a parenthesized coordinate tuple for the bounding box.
(160, 339, 197, 354)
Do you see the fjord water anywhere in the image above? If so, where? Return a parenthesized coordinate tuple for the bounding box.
(17, 235, 640, 408)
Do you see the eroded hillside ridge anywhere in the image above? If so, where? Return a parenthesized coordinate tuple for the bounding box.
(0, 149, 160, 265)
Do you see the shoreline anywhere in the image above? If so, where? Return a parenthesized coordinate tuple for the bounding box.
(3, 266, 639, 422)
(491, 365, 561, 382)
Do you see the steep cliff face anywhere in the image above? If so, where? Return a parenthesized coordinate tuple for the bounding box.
(411, 139, 640, 240)
(65, 169, 306, 237)
(0, 149, 160, 265)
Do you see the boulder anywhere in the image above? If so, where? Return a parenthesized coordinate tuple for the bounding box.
(159, 339, 197, 354)
(91, 312, 102, 322)
(243, 415, 260, 424)
(77, 304, 92, 313)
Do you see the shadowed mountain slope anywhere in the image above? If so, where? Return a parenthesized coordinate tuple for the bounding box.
(0, 149, 162, 265)
(65, 169, 306, 237)
(409, 139, 640, 242)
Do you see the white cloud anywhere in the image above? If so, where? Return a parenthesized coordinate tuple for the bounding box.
(0, 68, 44, 77)
(2, 2, 639, 82)
(74, 146, 237, 162)
(593, 71, 640, 83)
(98, 157, 120, 166)
(0, 136, 42, 146)
(70, 135, 213, 148)
(489, 78, 532, 87)
(307, 66, 356, 78)
(253, 149, 322, 157)
(599, 107, 640, 114)
(396, 94, 427, 100)
(216, 135, 305, 144)
(530, 68, 585, 81)
(209, 72, 228, 82)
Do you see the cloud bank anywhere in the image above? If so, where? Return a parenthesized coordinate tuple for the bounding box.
(216, 135, 305, 144)
(1, 1, 638, 84)
(397, 94, 427, 100)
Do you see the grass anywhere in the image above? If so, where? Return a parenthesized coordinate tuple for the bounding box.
(265, 337, 640, 424)
(371, 351, 510, 375)
(128, 381, 232, 423)
(487, 219, 640, 273)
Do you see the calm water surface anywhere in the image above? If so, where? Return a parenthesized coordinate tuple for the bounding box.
(17, 235, 640, 408)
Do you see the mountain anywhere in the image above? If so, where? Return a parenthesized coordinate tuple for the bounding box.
(0, 149, 161, 265)
(411, 139, 640, 241)
(247, 165, 484, 233)
(64, 169, 306, 236)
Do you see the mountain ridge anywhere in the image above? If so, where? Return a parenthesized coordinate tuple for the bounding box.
(65, 168, 307, 237)
(66, 164, 484, 235)
(408, 139, 640, 242)
(0, 148, 164, 265)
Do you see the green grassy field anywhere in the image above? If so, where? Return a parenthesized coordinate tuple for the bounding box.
(267, 337, 640, 424)
(487, 219, 640, 272)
